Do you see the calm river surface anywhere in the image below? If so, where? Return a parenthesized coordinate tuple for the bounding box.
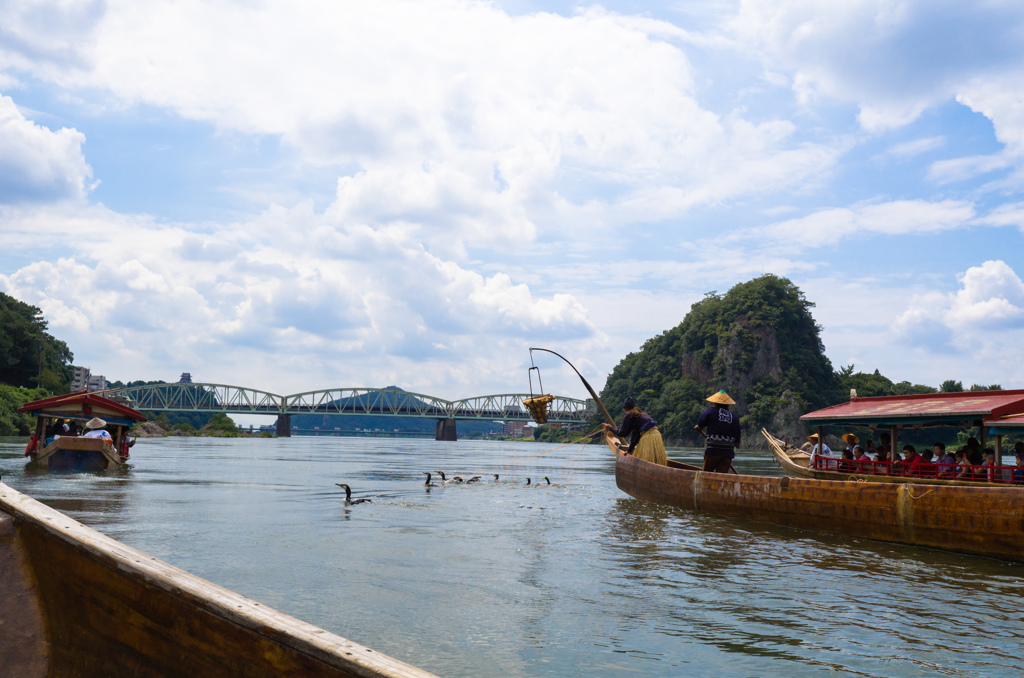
(2, 436, 1023, 677)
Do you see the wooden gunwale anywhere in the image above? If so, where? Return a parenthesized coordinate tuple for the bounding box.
(761, 429, 1008, 488)
(0, 482, 437, 678)
(31, 436, 124, 470)
(605, 432, 1024, 563)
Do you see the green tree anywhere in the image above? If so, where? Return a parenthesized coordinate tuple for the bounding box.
(0, 292, 75, 391)
(0, 384, 49, 436)
(969, 383, 1002, 391)
(207, 413, 238, 433)
(940, 380, 964, 393)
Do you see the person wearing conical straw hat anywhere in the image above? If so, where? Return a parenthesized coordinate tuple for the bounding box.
(602, 397, 667, 465)
(694, 390, 741, 473)
(807, 432, 833, 470)
(82, 417, 113, 442)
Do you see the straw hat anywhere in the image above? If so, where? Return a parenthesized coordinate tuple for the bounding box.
(706, 390, 735, 405)
(841, 433, 859, 445)
(807, 433, 821, 442)
(85, 417, 107, 429)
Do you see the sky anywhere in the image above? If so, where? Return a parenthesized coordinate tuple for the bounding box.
(1, 0, 1023, 403)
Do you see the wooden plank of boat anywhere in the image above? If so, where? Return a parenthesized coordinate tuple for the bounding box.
(760, 429, 1004, 488)
(605, 432, 1024, 563)
(31, 436, 125, 471)
(0, 482, 438, 678)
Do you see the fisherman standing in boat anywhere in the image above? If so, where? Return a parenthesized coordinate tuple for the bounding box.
(603, 397, 668, 465)
(694, 391, 741, 473)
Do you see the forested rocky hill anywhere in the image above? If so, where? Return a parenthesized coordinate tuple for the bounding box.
(598, 275, 965, 448)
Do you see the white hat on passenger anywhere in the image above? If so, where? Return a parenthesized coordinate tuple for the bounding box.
(85, 417, 107, 429)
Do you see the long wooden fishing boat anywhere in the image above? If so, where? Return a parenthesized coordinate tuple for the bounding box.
(19, 392, 147, 471)
(606, 431, 1024, 562)
(0, 481, 436, 678)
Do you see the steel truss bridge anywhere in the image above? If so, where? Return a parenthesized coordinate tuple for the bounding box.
(106, 383, 595, 439)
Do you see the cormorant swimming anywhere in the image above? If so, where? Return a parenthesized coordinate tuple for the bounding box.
(335, 483, 372, 505)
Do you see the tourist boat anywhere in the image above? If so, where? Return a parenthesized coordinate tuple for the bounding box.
(765, 390, 1024, 487)
(0, 481, 437, 677)
(606, 428, 1024, 563)
(19, 392, 146, 470)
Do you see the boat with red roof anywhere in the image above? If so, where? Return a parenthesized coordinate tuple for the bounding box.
(18, 391, 147, 470)
(765, 389, 1024, 487)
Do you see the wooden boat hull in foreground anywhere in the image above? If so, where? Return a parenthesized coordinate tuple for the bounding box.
(607, 434, 1024, 563)
(0, 482, 437, 678)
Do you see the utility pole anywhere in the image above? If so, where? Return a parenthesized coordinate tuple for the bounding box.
(37, 334, 45, 389)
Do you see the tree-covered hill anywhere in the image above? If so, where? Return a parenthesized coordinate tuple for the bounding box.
(598, 275, 987, 448)
(0, 292, 74, 391)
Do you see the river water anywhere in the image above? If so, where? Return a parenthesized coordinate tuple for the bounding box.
(2, 436, 1023, 677)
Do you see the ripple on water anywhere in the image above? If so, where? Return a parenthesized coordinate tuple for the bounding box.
(1, 436, 1023, 677)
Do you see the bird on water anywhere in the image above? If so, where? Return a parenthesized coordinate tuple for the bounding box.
(525, 478, 531, 486)
(542, 477, 551, 485)
(336, 483, 372, 505)
(466, 476, 482, 483)
(435, 471, 464, 483)
(493, 474, 500, 482)
(423, 472, 438, 487)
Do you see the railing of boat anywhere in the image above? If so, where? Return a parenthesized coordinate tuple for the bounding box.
(811, 457, 1024, 484)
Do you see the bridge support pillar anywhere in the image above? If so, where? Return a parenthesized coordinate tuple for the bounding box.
(435, 419, 457, 441)
(276, 414, 291, 437)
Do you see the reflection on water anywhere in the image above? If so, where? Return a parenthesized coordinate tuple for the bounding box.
(2, 436, 1023, 677)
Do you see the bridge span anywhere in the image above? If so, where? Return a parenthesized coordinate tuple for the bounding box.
(106, 383, 594, 440)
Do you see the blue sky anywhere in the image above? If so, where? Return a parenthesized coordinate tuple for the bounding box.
(1, 0, 1023, 400)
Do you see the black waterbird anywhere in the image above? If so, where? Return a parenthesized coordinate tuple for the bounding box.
(335, 483, 371, 505)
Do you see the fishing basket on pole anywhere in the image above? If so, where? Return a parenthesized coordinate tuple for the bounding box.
(524, 365, 554, 424)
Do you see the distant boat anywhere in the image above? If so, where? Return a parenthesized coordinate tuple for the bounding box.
(0, 481, 438, 677)
(19, 392, 147, 470)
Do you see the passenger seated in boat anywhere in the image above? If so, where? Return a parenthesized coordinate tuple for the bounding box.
(935, 443, 956, 478)
(800, 442, 813, 452)
(807, 433, 834, 470)
(83, 417, 113, 442)
(956, 448, 982, 480)
(982, 450, 1011, 483)
(1014, 443, 1024, 484)
(856, 446, 873, 472)
(910, 448, 937, 478)
(890, 445, 917, 476)
(837, 448, 855, 472)
(841, 433, 859, 457)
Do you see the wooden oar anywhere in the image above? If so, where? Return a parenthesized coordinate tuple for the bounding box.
(693, 425, 739, 474)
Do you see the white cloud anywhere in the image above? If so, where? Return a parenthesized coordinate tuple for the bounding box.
(0, 94, 92, 203)
(883, 136, 945, 160)
(0, 0, 841, 241)
(892, 261, 1024, 362)
(730, 0, 1024, 131)
(0, 198, 599, 395)
(750, 199, 975, 251)
(979, 202, 1024, 232)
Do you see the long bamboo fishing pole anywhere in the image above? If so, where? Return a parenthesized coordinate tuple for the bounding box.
(528, 348, 615, 426)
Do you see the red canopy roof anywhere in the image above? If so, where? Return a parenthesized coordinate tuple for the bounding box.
(18, 391, 147, 422)
(801, 390, 1024, 426)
